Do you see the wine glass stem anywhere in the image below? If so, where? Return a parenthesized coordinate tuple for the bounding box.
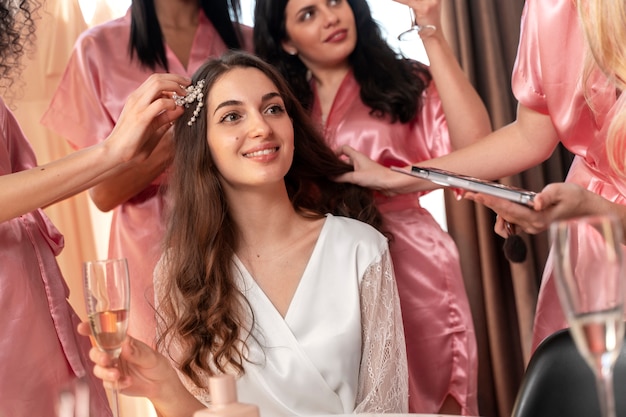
(110, 387, 121, 417)
(596, 369, 617, 417)
(110, 356, 122, 417)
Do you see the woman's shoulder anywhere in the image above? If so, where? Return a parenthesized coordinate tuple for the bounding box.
(322, 215, 389, 276)
(325, 214, 387, 247)
(66, 15, 133, 71)
(75, 14, 130, 48)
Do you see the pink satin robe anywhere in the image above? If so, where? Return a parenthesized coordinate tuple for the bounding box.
(0, 100, 111, 417)
(512, 0, 621, 351)
(41, 10, 252, 346)
(312, 72, 478, 415)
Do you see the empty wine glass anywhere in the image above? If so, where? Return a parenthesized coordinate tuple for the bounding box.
(551, 214, 626, 417)
(397, 6, 436, 41)
(83, 258, 130, 417)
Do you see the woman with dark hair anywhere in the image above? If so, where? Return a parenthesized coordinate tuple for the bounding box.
(253, 0, 491, 414)
(41, 0, 253, 347)
(0, 1, 191, 416)
(81, 51, 408, 417)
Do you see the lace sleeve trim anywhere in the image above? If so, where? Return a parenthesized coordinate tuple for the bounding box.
(354, 248, 409, 413)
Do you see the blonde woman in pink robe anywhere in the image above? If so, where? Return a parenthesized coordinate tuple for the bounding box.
(335, 0, 626, 354)
(0, 2, 191, 416)
(253, 0, 492, 414)
(42, 0, 252, 347)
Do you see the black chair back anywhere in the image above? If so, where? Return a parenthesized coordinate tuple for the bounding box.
(511, 327, 626, 417)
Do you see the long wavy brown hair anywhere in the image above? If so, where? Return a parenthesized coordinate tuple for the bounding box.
(157, 51, 382, 387)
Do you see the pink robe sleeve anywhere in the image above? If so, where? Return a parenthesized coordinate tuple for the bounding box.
(416, 81, 452, 160)
(511, 0, 549, 115)
(511, 0, 616, 153)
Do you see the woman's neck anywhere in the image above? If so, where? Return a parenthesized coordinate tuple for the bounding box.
(231, 191, 325, 317)
(154, 0, 198, 28)
(309, 64, 351, 124)
(309, 64, 351, 92)
(154, 0, 199, 69)
(227, 186, 304, 251)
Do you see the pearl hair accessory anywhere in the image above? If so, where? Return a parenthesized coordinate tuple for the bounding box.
(172, 79, 206, 126)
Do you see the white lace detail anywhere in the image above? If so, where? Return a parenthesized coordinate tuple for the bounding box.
(354, 248, 409, 413)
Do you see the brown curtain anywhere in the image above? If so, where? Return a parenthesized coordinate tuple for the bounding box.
(438, 1, 573, 416)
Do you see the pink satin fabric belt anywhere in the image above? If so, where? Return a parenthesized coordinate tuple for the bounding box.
(375, 193, 422, 213)
(568, 157, 626, 203)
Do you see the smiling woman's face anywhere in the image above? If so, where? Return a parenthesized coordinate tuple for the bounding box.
(205, 67, 295, 192)
(281, 0, 357, 70)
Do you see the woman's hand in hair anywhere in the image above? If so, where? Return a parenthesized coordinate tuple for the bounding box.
(334, 145, 436, 195)
(103, 73, 190, 166)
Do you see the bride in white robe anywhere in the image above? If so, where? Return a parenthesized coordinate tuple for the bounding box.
(82, 51, 408, 417)
(160, 213, 408, 415)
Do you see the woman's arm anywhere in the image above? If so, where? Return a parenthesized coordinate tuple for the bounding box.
(88, 129, 174, 212)
(337, 103, 560, 194)
(0, 73, 189, 223)
(354, 248, 408, 413)
(395, 0, 492, 148)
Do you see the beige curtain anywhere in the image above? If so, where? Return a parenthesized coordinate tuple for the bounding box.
(439, 1, 573, 416)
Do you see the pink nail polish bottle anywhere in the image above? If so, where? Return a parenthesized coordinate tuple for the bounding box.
(193, 374, 261, 417)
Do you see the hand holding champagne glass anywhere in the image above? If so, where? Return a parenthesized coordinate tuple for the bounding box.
(551, 215, 625, 417)
(83, 258, 130, 417)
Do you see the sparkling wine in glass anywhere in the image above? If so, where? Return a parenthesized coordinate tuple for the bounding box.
(83, 258, 130, 417)
(397, 6, 436, 41)
(551, 214, 625, 417)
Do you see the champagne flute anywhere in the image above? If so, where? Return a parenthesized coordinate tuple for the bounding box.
(551, 214, 625, 417)
(83, 258, 130, 417)
(397, 6, 436, 41)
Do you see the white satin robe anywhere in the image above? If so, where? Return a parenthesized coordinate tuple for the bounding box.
(156, 215, 408, 415)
